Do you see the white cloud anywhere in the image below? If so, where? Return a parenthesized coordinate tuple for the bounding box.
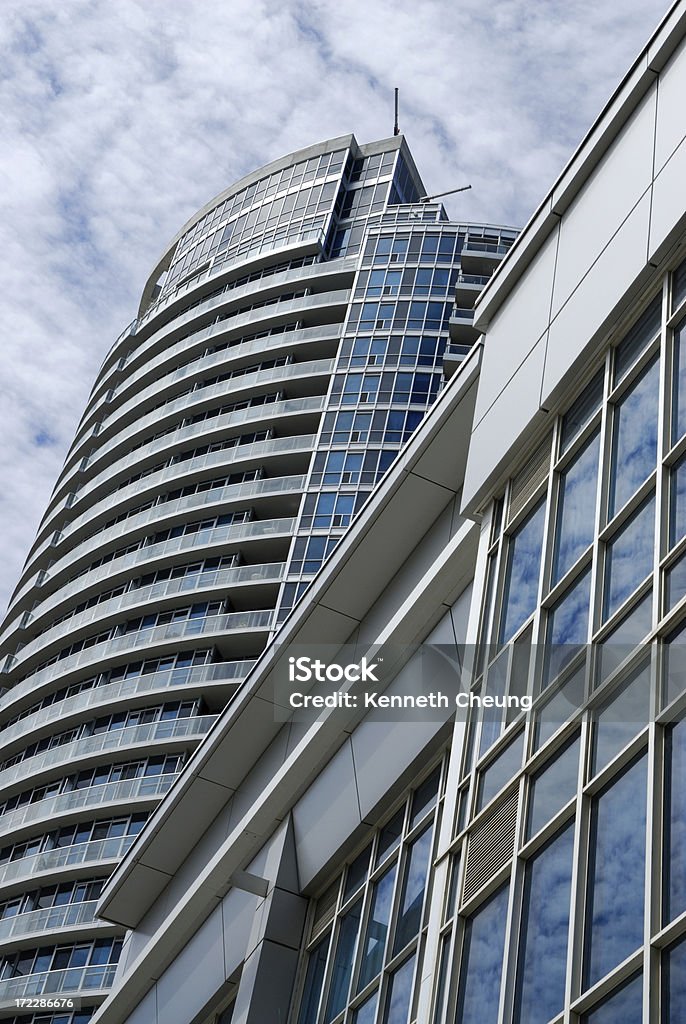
(0, 0, 668, 613)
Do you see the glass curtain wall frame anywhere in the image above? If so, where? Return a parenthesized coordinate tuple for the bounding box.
(435, 254, 686, 1024)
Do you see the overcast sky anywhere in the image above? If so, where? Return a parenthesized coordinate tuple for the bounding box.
(0, 0, 671, 614)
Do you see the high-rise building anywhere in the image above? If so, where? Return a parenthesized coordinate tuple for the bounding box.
(0, 134, 516, 1023)
(52, 4, 686, 1024)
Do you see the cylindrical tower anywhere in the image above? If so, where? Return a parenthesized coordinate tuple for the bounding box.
(0, 134, 516, 1024)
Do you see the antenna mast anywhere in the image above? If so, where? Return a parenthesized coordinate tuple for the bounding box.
(393, 88, 400, 136)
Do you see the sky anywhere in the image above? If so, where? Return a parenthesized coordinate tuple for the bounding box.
(0, 0, 671, 615)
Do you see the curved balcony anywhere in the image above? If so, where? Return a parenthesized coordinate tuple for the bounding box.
(47, 473, 306, 566)
(59, 371, 326, 496)
(8, 519, 293, 640)
(0, 716, 217, 796)
(0, 773, 177, 843)
(0, 901, 109, 950)
(88, 290, 346, 432)
(13, 564, 284, 671)
(88, 265, 352, 412)
(4, 611, 273, 695)
(0, 836, 135, 893)
(0, 661, 252, 745)
(69, 432, 315, 518)
(0, 963, 117, 1003)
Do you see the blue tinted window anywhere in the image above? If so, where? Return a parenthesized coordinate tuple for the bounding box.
(515, 822, 574, 1024)
(664, 718, 686, 924)
(357, 864, 396, 990)
(614, 294, 661, 384)
(382, 954, 415, 1024)
(353, 992, 378, 1024)
(499, 500, 546, 643)
(592, 660, 650, 775)
(477, 730, 524, 811)
(553, 431, 600, 584)
(603, 495, 654, 621)
(527, 734, 580, 838)
(673, 318, 686, 444)
(582, 972, 642, 1024)
(393, 826, 433, 953)
(664, 621, 686, 708)
(662, 935, 686, 1024)
(545, 568, 591, 686)
(609, 356, 659, 517)
(666, 550, 686, 610)
(584, 754, 646, 988)
(457, 884, 508, 1024)
(560, 370, 604, 454)
(324, 901, 362, 1021)
(669, 452, 686, 549)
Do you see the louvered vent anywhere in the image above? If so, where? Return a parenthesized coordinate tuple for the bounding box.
(463, 789, 518, 903)
(507, 435, 551, 524)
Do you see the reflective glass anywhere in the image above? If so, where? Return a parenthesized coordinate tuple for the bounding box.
(375, 809, 404, 867)
(592, 660, 651, 775)
(353, 991, 378, 1024)
(527, 733, 580, 838)
(582, 972, 642, 1024)
(410, 766, 440, 828)
(664, 718, 686, 923)
(477, 730, 524, 811)
(432, 933, 451, 1024)
(534, 663, 585, 750)
(609, 356, 659, 517)
(393, 826, 433, 954)
(324, 900, 362, 1022)
(597, 591, 652, 684)
(614, 294, 661, 384)
(499, 499, 546, 644)
(344, 845, 372, 902)
(665, 549, 686, 610)
(381, 954, 415, 1024)
(553, 431, 600, 584)
(357, 865, 396, 990)
(584, 754, 646, 988)
(603, 494, 655, 621)
(662, 935, 686, 1024)
(560, 370, 604, 454)
(673, 318, 686, 445)
(456, 883, 508, 1024)
(514, 822, 574, 1024)
(664, 621, 686, 708)
(544, 568, 591, 686)
(669, 452, 686, 549)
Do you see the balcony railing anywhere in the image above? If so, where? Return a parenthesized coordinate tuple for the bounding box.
(0, 716, 217, 794)
(0, 835, 135, 890)
(0, 900, 100, 945)
(0, 660, 252, 741)
(0, 963, 117, 1001)
(0, 772, 177, 841)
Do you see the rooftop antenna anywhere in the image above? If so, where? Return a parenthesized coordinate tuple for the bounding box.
(419, 184, 472, 203)
(394, 88, 400, 136)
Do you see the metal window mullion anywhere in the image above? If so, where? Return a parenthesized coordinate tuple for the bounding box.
(590, 354, 613, 640)
(646, 718, 662, 1024)
(566, 715, 592, 1009)
(498, 774, 528, 1024)
(655, 277, 671, 633)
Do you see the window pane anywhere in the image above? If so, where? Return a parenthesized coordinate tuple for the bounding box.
(592, 660, 651, 776)
(324, 901, 362, 1021)
(381, 954, 415, 1024)
(544, 568, 591, 687)
(456, 884, 508, 1024)
(614, 294, 661, 384)
(353, 991, 378, 1024)
(672, 317, 686, 445)
(477, 730, 524, 812)
(527, 734, 580, 839)
(499, 500, 546, 644)
(664, 718, 686, 924)
(357, 865, 396, 990)
(560, 370, 604, 454)
(552, 431, 600, 584)
(298, 939, 329, 1024)
(410, 766, 440, 828)
(344, 845, 371, 902)
(534, 663, 585, 750)
(669, 452, 686, 549)
(609, 356, 659, 517)
(582, 971, 642, 1024)
(603, 495, 655, 621)
(375, 809, 404, 867)
(393, 827, 433, 954)
(597, 592, 652, 684)
(665, 549, 686, 610)
(673, 257, 686, 312)
(662, 935, 686, 1024)
(584, 754, 646, 988)
(514, 822, 574, 1024)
